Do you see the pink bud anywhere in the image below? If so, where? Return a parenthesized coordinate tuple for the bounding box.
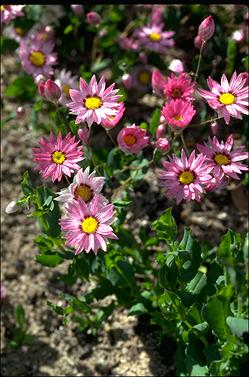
(160, 115, 166, 124)
(194, 35, 203, 49)
(78, 128, 89, 145)
(150, 6, 164, 25)
(44, 26, 54, 39)
(198, 15, 215, 41)
(168, 59, 184, 74)
(240, 72, 249, 84)
(86, 11, 101, 25)
(38, 82, 45, 97)
(155, 137, 170, 153)
(152, 70, 167, 96)
(71, 5, 84, 16)
(44, 79, 61, 103)
(210, 121, 219, 135)
(156, 124, 166, 139)
(34, 74, 46, 85)
(231, 29, 245, 42)
(16, 106, 25, 119)
(122, 73, 133, 90)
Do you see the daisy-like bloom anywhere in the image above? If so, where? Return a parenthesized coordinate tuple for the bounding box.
(159, 149, 213, 204)
(19, 37, 57, 77)
(101, 102, 125, 130)
(197, 134, 248, 180)
(163, 73, 195, 102)
(132, 65, 152, 92)
(55, 69, 78, 106)
(198, 72, 249, 124)
(55, 167, 107, 205)
(135, 24, 175, 54)
(67, 75, 121, 127)
(1, 5, 25, 24)
(117, 124, 150, 154)
(161, 99, 196, 132)
(3, 25, 27, 43)
(59, 196, 118, 255)
(32, 132, 84, 182)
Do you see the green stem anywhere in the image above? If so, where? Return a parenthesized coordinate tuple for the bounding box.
(180, 132, 189, 156)
(194, 40, 205, 83)
(106, 130, 118, 147)
(191, 116, 222, 128)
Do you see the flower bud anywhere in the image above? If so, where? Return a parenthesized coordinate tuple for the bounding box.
(5, 200, 18, 214)
(71, 5, 84, 16)
(194, 35, 203, 49)
(231, 29, 245, 42)
(86, 11, 101, 25)
(198, 15, 215, 41)
(78, 128, 89, 145)
(150, 6, 164, 25)
(16, 106, 25, 119)
(38, 81, 45, 97)
(152, 70, 167, 96)
(168, 59, 184, 74)
(210, 121, 219, 135)
(44, 26, 54, 39)
(155, 137, 170, 153)
(160, 115, 166, 124)
(44, 79, 61, 103)
(156, 124, 166, 139)
(122, 73, 133, 89)
(34, 74, 46, 85)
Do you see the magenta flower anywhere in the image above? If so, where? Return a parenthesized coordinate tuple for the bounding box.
(197, 135, 248, 180)
(159, 149, 213, 204)
(135, 24, 175, 53)
(55, 167, 107, 205)
(55, 69, 78, 106)
(101, 102, 125, 129)
(59, 196, 118, 255)
(67, 75, 121, 127)
(163, 73, 195, 102)
(117, 124, 150, 154)
(1, 5, 25, 24)
(198, 72, 249, 124)
(32, 132, 84, 182)
(19, 37, 57, 77)
(152, 69, 167, 96)
(161, 99, 196, 132)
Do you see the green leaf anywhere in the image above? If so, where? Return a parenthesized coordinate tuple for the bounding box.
(4, 75, 36, 100)
(202, 297, 229, 340)
(226, 317, 249, 338)
(151, 207, 177, 242)
(149, 108, 161, 136)
(186, 271, 207, 295)
(64, 24, 73, 34)
(128, 303, 148, 316)
(36, 252, 63, 267)
(91, 58, 111, 73)
(14, 304, 26, 328)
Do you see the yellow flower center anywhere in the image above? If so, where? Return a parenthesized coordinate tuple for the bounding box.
(52, 151, 66, 164)
(15, 27, 25, 36)
(1, 6, 6, 11)
(124, 135, 136, 146)
(149, 32, 161, 42)
(85, 96, 102, 110)
(178, 171, 194, 185)
(214, 153, 230, 165)
(63, 84, 70, 96)
(172, 88, 182, 98)
(219, 93, 235, 105)
(173, 115, 183, 121)
(74, 184, 93, 202)
(81, 216, 99, 234)
(29, 51, 46, 67)
(138, 71, 151, 85)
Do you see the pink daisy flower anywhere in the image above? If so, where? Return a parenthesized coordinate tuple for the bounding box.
(59, 196, 118, 255)
(32, 132, 84, 182)
(197, 134, 248, 180)
(55, 69, 78, 106)
(132, 65, 152, 92)
(19, 37, 57, 77)
(67, 75, 121, 127)
(135, 24, 175, 54)
(163, 73, 195, 102)
(1, 5, 25, 24)
(198, 72, 249, 124)
(55, 167, 107, 205)
(161, 99, 196, 132)
(117, 124, 150, 154)
(159, 149, 213, 204)
(101, 102, 125, 130)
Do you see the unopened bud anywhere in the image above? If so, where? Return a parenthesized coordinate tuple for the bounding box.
(44, 79, 61, 103)
(168, 59, 184, 74)
(5, 200, 18, 214)
(44, 26, 54, 39)
(34, 74, 46, 85)
(86, 12, 101, 25)
(210, 121, 219, 135)
(194, 35, 203, 49)
(38, 81, 45, 97)
(198, 15, 215, 41)
(122, 73, 133, 89)
(71, 5, 84, 16)
(231, 29, 245, 42)
(155, 137, 170, 153)
(156, 124, 166, 139)
(78, 128, 89, 145)
(16, 106, 25, 119)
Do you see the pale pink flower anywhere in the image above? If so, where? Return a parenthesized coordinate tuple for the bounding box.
(168, 59, 184, 74)
(101, 102, 125, 129)
(118, 36, 139, 51)
(135, 24, 175, 54)
(55, 167, 107, 205)
(59, 196, 118, 255)
(33, 25, 55, 43)
(1, 5, 25, 24)
(117, 124, 150, 154)
(231, 29, 245, 42)
(161, 99, 196, 132)
(55, 69, 78, 106)
(67, 75, 121, 127)
(71, 5, 84, 16)
(163, 73, 195, 102)
(198, 72, 249, 124)
(3, 25, 27, 43)
(159, 149, 213, 204)
(198, 15, 215, 41)
(197, 135, 248, 180)
(19, 37, 57, 77)
(32, 132, 84, 182)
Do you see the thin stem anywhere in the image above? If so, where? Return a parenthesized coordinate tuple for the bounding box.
(121, 21, 134, 37)
(64, 175, 71, 186)
(180, 132, 189, 156)
(194, 41, 205, 83)
(106, 130, 118, 147)
(191, 116, 221, 128)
